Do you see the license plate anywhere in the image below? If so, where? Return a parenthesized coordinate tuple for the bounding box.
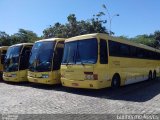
(72, 83, 79, 86)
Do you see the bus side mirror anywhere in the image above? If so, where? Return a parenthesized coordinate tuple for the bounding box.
(1, 54, 6, 64)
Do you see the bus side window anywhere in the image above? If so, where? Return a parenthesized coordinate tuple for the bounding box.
(130, 46, 137, 58)
(137, 48, 144, 58)
(120, 43, 130, 57)
(108, 40, 120, 56)
(53, 41, 64, 70)
(100, 39, 108, 64)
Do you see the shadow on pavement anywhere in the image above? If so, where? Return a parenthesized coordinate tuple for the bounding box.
(59, 79, 160, 102)
(2, 80, 60, 90)
(1, 78, 160, 102)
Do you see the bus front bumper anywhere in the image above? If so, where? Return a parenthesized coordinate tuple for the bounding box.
(3, 76, 26, 82)
(3, 71, 28, 82)
(61, 78, 111, 89)
(28, 76, 61, 85)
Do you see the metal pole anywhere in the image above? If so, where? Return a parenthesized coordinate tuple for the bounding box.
(110, 14, 119, 36)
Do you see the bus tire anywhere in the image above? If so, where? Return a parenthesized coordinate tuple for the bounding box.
(111, 74, 120, 89)
(148, 71, 152, 80)
(153, 70, 157, 80)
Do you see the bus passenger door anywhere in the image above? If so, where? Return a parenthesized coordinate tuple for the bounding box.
(98, 39, 109, 83)
(1, 50, 7, 64)
(53, 41, 64, 71)
(19, 45, 32, 70)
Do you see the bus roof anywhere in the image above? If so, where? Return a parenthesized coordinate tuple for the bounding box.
(65, 33, 99, 42)
(10, 43, 33, 47)
(35, 38, 65, 43)
(65, 33, 160, 53)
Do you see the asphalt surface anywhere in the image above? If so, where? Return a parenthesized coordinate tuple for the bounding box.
(0, 78, 160, 119)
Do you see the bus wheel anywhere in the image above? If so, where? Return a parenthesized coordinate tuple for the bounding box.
(153, 71, 157, 80)
(111, 74, 120, 89)
(148, 71, 152, 80)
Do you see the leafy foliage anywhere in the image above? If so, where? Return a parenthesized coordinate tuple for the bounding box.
(0, 29, 39, 46)
(131, 35, 156, 47)
(118, 31, 160, 49)
(10, 29, 39, 44)
(0, 31, 11, 46)
(154, 31, 160, 48)
(43, 14, 108, 38)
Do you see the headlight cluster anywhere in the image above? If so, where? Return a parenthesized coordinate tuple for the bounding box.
(11, 74, 17, 77)
(42, 74, 49, 78)
(85, 75, 94, 80)
(85, 74, 98, 80)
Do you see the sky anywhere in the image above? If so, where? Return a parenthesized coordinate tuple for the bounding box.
(0, 0, 160, 37)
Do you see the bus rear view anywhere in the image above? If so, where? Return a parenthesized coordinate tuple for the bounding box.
(28, 38, 65, 85)
(61, 33, 109, 89)
(3, 43, 33, 82)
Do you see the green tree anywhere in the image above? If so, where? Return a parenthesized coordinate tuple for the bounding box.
(11, 29, 39, 44)
(43, 14, 108, 38)
(117, 35, 129, 40)
(0, 31, 11, 46)
(131, 34, 155, 47)
(153, 31, 160, 48)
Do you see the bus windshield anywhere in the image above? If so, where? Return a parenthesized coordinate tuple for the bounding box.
(4, 46, 22, 72)
(62, 38, 98, 65)
(29, 41, 55, 72)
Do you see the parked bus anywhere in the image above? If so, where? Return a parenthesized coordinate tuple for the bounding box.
(3, 43, 33, 82)
(0, 46, 9, 79)
(27, 38, 65, 85)
(61, 33, 160, 89)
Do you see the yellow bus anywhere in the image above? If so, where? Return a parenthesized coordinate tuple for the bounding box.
(3, 43, 33, 82)
(27, 38, 65, 85)
(61, 33, 160, 89)
(0, 46, 9, 79)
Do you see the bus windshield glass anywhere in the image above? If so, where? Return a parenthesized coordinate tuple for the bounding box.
(29, 41, 55, 72)
(4, 46, 22, 72)
(62, 38, 98, 65)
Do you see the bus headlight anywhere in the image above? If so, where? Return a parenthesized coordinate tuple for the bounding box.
(88, 75, 94, 80)
(85, 75, 90, 80)
(11, 74, 17, 77)
(85, 74, 98, 80)
(42, 74, 49, 78)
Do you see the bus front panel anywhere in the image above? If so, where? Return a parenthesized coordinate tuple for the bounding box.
(3, 70, 27, 82)
(28, 40, 64, 85)
(61, 37, 111, 89)
(3, 44, 32, 82)
(28, 70, 61, 84)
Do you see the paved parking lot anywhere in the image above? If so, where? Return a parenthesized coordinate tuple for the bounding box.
(0, 78, 160, 115)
